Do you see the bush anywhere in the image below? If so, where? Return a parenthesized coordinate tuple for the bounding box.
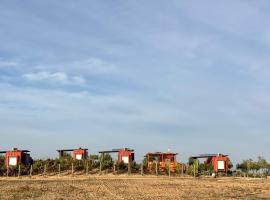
(73, 160, 85, 171)
(176, 163, 186, 175)
(116, 161, 127, 171)
(100, 153, 113, 170)
(32, 159, 46, 174)
(32, 158, 73, 174)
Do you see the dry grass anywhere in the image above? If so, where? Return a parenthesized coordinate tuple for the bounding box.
(0, 175, 269, 199)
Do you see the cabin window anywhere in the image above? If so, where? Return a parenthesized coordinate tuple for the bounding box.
(75, 154, 82, 160)
(217, 161, 225, 170)
(122, 156, 129, 164)
(9, 156, 17, 166)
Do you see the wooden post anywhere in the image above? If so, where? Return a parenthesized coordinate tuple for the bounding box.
(113, 162, 116, 173)
(181, 164, 184, 176)
(247, 160, 250, 178)
(43, 165, 46, 177)
(193, 162, 196, 177)
(72, 162, 74, 176)
(196, 160, 198, 177)
(141, 163, 143, 176)
(99, 154, 103, 174)
(155, 161, 158, 176)
(197, 160, 199, 177)
(169, 163, 171, 177)
(30, 165, 33, 178)
(86, 161, 89, 175)
(99, 161, 102, 173)
(7, 167, 9, 177)
(18, 165, 21, 178)
(128, 162, 131, 175)
(58, 164, 61, 177)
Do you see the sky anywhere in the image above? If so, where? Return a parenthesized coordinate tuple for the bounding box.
(0, 0, 270, 164)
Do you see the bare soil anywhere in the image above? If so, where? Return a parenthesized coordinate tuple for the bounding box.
(0, 175, 269, 199)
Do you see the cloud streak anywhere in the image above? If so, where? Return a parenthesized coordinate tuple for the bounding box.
(23, 71, 86, 85)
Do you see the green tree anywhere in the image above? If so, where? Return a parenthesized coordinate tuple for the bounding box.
(257, 156, 269, 176)
(100, 153, 113, 170)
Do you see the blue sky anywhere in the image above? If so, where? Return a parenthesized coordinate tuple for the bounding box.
(0, 0, 270, 163)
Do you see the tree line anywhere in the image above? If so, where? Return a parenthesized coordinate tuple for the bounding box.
(236, 157, 270, 177)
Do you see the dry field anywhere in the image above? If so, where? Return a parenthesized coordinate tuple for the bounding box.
(0, 175, 269, 200)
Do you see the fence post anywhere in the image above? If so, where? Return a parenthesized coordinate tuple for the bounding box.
(7, 167, 9, 177)
(99, 160, 102, 174)
(155, 161, 158, 176)
(181, 164, 184, 177)
(30, 165, 33, 178)
(169, 163, 171, 178)
(128, 162, 131, 175)
(141, 163, 144, 176)
(193, 162, 196, 177)
(43, 165, 46, 177)
(18, 165, 21, 178)
(113, 162, 116, 174)
(99, 155, 101, 174)
(72, 162, 74, 176)
(58, 164, 61, 177)
(86, 161, 89, 175)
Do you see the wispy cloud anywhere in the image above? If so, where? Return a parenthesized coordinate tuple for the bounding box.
(0, 58, 20, 68)
(32, 57, 118, 76)
(23, 71, 86, 85)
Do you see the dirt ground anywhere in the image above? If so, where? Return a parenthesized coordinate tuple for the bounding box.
(0, 175, 269, 200)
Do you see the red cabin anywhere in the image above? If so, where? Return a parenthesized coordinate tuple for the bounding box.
(208, 154, 229, 173)
(145, 152, 178, 172)
(57, 148, 88, 160)
(73, 148, 88, 160)
(192, 154, 229, 173)
(0, 148, 32, 168)
(99, 148, 135, 164)
(117, 148, 134, 164)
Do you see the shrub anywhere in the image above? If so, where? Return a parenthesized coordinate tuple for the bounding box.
(100, 153, 113, 170)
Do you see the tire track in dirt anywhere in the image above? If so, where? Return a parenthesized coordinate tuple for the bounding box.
(91, 177, 125, 200)
(65, 181, 96, 199)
